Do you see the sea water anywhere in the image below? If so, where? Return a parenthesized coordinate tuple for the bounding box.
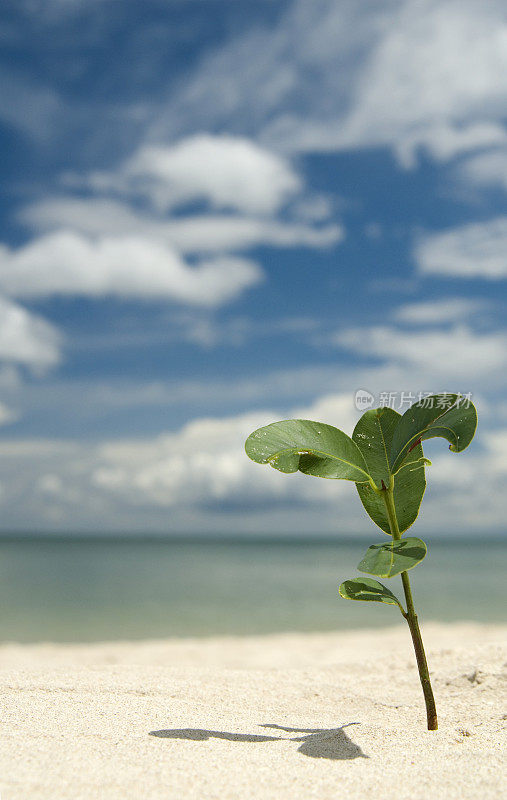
(0, 535, 504, 642)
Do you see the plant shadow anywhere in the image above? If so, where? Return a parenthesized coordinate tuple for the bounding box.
(149, 722, 368, 760)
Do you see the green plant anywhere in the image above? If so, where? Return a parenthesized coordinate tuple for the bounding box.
(245, 393, 477, 731)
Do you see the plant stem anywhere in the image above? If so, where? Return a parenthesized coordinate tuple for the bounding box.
(381, 484, 438, 731)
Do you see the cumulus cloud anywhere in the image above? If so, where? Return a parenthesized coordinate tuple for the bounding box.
(12, 133, 341, 309)
(92, 411, 279, 507)
(0, 295, 61, 369)
(0, 394, 357, 531)
(334, 324, 507, 379)
(0, 231, 263, 305)
(91, 392, 358, 508)
(415, 218, 507, 278)
(84, 135, 302, 215)
(410, 435, 507, 530)
(0, 389, 502, 534)
(21, 198, 342, 255)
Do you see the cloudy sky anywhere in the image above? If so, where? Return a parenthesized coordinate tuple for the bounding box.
(0, 0, 506, 534)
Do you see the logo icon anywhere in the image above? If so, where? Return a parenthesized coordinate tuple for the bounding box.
(354, 389, 374, 411)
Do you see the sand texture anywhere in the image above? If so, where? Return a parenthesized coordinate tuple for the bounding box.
(0, 622, 506, 799)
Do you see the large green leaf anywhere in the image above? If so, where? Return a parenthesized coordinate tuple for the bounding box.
(245, 419, 372, 482)
(353, 408, 426, 535)
(357, 537, 427, 578)
(389, 394, 477, 474)
(338, 577, 404, 612)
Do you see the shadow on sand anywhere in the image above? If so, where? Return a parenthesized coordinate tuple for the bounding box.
(149, 722, 368, 760)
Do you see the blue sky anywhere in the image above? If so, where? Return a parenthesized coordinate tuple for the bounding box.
(0, 0, 507, 534)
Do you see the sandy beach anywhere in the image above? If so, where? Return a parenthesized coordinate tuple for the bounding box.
(0, 622, 505, 799)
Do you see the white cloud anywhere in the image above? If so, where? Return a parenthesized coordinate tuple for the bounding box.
(21, 198, 342, 255)
(20, 198, 148, 236)
(1, 366, 362, 435)
(161, 215, 342, 253)
(481, 429, 507, 473)
(91, 393, 361, 509)
(411, 435, 507, 530)
(7, 1, 507, 175)
(0, 295, 61, 369)
(6, 340, 504, 450)
(85, 135, 302, 215)
(0, 394, 356, 531)
(415, 218, 507, 278)
(333, 0, 507, 164)
(150, 0, 507, 171)
(0, 389, 501, 534)
(0, 231, 263, 305)
(335, 324, 507, 379)
(92, 411, 278, 507)
(394, 122, 507, 170)
(456, 147, 507, 193)
(394, 297, 486, 324)
(290, 194, 336, 222)
(9, 136, 340, 315)
(292, 393, 359, 434)
(150, 313, 322, 350)
(150, 0, 384, 149)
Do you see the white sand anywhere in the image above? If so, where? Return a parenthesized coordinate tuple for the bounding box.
(0, 622, 505, 799)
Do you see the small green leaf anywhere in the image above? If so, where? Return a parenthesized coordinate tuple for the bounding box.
(245, 419, 372, 482)
(338, 577, 404, 612)
(357, 537, 427, 578)
(389, 394, 477, 474)
(353, 408, 426, 535)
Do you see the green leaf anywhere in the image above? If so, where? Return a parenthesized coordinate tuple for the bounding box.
(389, 394, 477, 474)
(357, 537, 427, 578)
(245, 419, 372, 482)
(352, 406, 398, 487)
(338, 577, 404, 612)
(353, 408, 426, 535)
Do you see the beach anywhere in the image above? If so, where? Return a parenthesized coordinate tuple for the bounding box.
(0, 622, 505, 799)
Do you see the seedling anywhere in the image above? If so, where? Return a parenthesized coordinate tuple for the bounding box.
(245, 393, 477, 730)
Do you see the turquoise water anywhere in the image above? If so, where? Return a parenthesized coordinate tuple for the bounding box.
(0, 536, 505, 642)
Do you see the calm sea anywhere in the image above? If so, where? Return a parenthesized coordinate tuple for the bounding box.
(0, 535, 505, 642)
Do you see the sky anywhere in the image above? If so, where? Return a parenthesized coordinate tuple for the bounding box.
(0, 0, 506, 535)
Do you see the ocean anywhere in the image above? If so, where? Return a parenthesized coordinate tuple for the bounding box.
(0, 535, 505, 642)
